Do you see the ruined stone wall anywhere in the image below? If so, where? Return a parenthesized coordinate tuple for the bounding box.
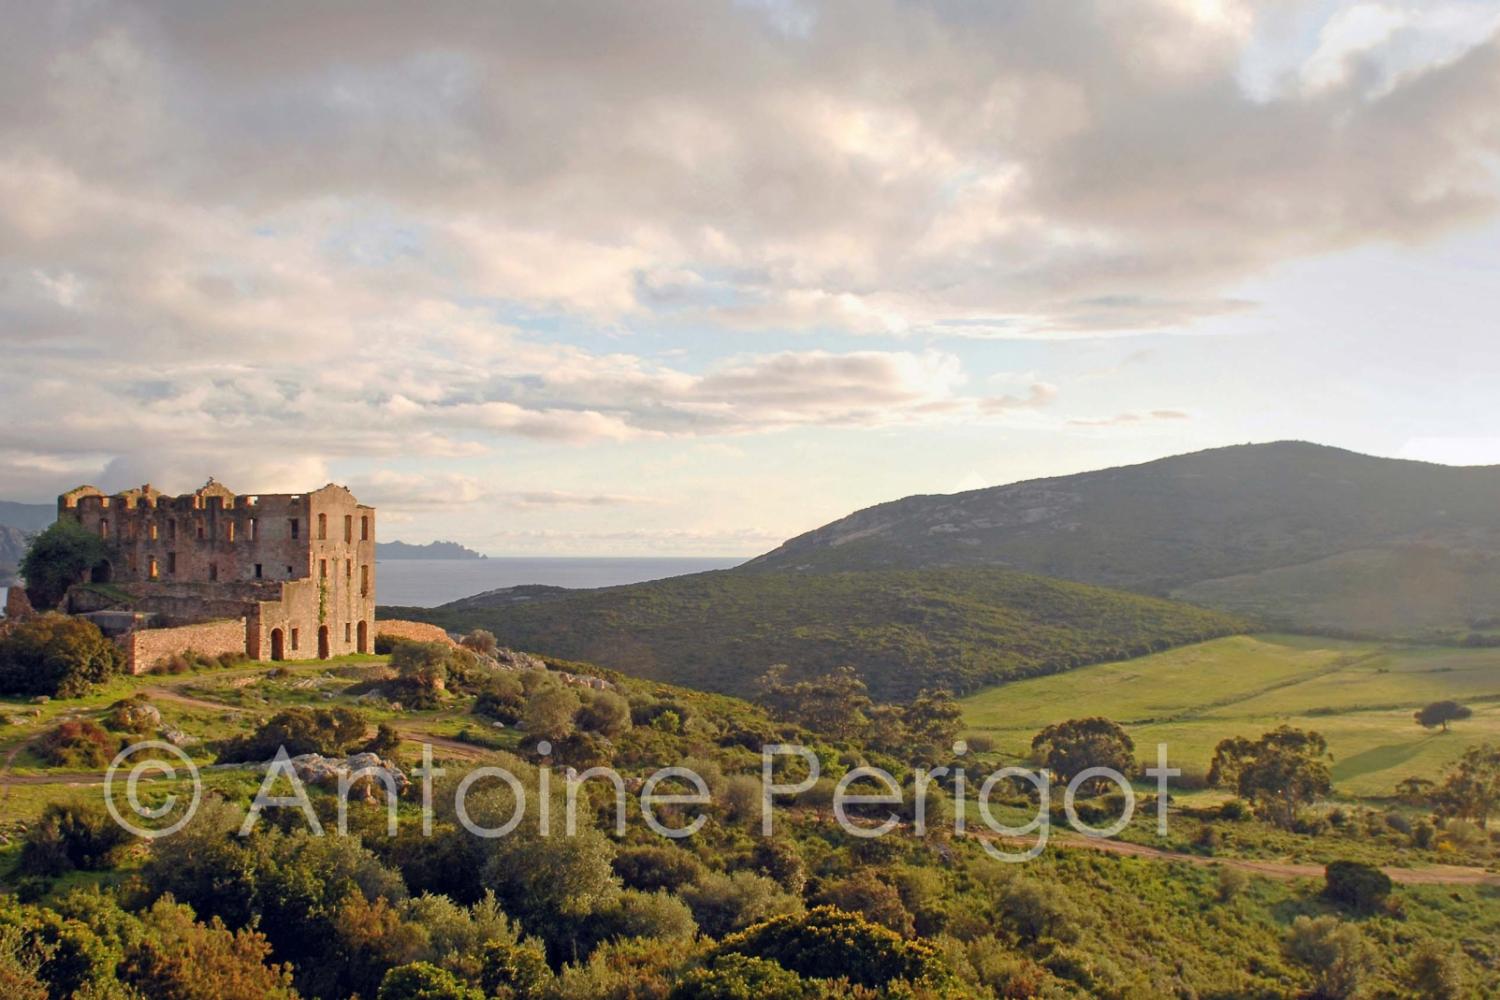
(58, 481, 377, 663)
(374, 619, 457, 647)
(119, 618, 248, 674)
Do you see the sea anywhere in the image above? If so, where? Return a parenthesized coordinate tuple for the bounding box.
(374, 557, 743, 607)
(0, 558, 744, 615)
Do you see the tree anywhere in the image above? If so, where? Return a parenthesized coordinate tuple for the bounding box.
(121, 898, 298, 1000)
(755, 664, 871, 740)
(576, 689, 632, 738)
(1433, 742, 1500, 828)
(680, 872, 802, 939)
(1414, 700, 1472, 732)
(1030, 717, 1135, 790)
(19, 520, 108, 610)
(716, 906, 950, 990)
(1208, 726, 1332, 829)
(814, 870, 915, 937)
(904, 689, 963, 760)
(1282, 915, 1374, 1000)
(522, 686, 580, 743)
(460, 629, 498, 657)
(1400, 939, 1467, 1000)
(19, 801, 130, 877)
(670, 954, 820, 1000)
(377, 962, 484, 1000)
(1322, 860, 1391, 912)
(0, 613, 125, 698)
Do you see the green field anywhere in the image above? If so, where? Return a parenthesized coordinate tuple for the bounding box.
(960, 633, 1500, 797)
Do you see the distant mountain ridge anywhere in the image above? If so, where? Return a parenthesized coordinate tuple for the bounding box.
(0, 501, 54, 533)
(745, 441, 1500, 637)
(376, 540, 485, 560)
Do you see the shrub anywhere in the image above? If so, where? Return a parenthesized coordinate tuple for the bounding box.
(576, 690, 632, 738)
(218, 706, 368, 762)
(1323, 860, 1392, 912)
(480, 938, 551, 999)
(377, 961, 484, 1000)
(122, 898, 298, 1000)
(374, 634, 399, 655)
(365, 722, 403, 758)
(37, 719, 119, 769)
(669, 954, 820, 1000)
(473, 672, 526, 724)
(18, 801, 131, 876)
(681, 871, 802, 939)
(0, 614, 125, 697)
(814, 870, 915, 937)
(1283, 915, 1374, 1000)
(613, 845, 706, 893)
(460, 629, 499, 656)
(717, 906, 951, 989)
(522, 686, 580, 743)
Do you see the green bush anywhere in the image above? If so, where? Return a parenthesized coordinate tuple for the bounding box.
(18, 801, 131, 876)
(716, 906, 951, 989)
(613, 845, 706, 893)
(218, 706, 368, 762)
(377, 961, 484, 1000)
(669, 954, 821, 1000)
(0, 613, 125, 697)
(1323, 860, 1392, 912)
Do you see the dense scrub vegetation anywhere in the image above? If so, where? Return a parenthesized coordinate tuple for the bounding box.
(0, 613, 124, 697)
(0, 641, 1495, 997)
(388, 566, 1244, 699)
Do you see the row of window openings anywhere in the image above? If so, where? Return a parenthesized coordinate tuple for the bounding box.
(277, 622, 365, 653)
(98, 514, 370, 543)
(140, 555, 370, 595)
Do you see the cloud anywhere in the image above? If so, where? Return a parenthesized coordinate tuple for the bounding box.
(1, 1, 1498, 506)
(1067, 409, 1192, 428)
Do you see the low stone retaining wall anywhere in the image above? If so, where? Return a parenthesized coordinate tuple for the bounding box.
(118, 617, 248, 674)
(374, 618, 456, 647)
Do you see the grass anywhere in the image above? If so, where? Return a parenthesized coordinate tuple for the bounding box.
(960, 633, 1500, 797)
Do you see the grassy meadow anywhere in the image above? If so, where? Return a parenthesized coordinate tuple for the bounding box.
(960, 633, 1500, 798)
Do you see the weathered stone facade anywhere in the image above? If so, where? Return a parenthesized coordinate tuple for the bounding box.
(58, 481, 376, 662)
(373, 619, 457, 647)
(119, 618, 250, 674)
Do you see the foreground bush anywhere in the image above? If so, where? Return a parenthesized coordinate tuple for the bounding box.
(0, 613, 124, 697)
(218, 706, 368, 762)
(18, 801, 131, 876)
(716, 906, 951, 989)
(37, 719, 120, 768)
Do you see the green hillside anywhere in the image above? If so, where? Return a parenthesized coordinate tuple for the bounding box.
(961, 634, 1500, 796)
(387, 566, 1245, 699)
(745, 442, 1500, 637)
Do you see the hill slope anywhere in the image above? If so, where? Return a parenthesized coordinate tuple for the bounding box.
(745, 441, 1500, 636)
(385, 566, 1244, 699)
(0, 500, 56, 533)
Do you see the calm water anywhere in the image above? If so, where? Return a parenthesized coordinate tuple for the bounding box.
(375, 557, 743, 607)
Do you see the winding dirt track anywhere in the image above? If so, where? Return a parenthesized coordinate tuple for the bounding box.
(3, 681, 1498, 887)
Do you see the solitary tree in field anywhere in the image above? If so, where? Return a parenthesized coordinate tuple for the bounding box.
(1414, 700, 1472, 732)
(1030, 717, 1135, 791)
(1209, 726, 1332, 829)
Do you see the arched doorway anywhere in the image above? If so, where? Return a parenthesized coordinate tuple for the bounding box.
(357, 620, 369, 654)
(270, 628, 285, 661)
(318, 625, 330, 660)
(90, 560, 112, 583)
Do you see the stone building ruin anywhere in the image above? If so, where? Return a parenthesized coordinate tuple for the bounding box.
(58, 480, 377, 667)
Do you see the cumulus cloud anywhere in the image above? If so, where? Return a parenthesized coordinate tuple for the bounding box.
(1, 1, 1498, 502)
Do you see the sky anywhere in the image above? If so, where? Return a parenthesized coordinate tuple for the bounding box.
(1, 0, 1498, 555)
